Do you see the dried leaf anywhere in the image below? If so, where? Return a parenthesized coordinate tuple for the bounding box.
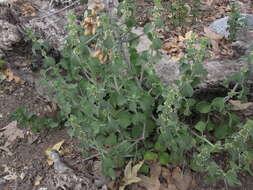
(204, 26, 224, 53)
(138, 162, 161, 190)
(3, 69, 22, 83)
(171, 167, 194, 190)
(119, 160, 144, 190)
(1, 121, 24, 147)
(161, 167, 178, 190)
(204, 26, 224, 39)
(3, 165, 18, 181)
(203, 0, 215, 7)
(229, 100, 253, 111)
(34, 176, 43, 186)
(185, 31, 193, 40)
(21, 2, 36, 16)
(45, 140, 65, 165)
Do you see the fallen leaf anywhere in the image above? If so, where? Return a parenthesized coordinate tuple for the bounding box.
(138, 162, 161, 190)
(204, 26, 224, 53)
(185, 31, 193, 40)
(45, 140, 65, 165)
(3, 69, 22, 83)
(34, 175, 43, 186)
(171, 167, 194, 190)
(203, 0, 215, 7)
(229, 100, 253, 111)
(0, 121, 24, 147)
(21, 2, 36, 16)
(3, 165, 18, 181)
(119, 160, 144, 190)
(161, 167, 178, 190)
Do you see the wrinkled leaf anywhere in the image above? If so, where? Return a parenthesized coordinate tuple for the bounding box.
(172, 167, 195, 190)
(1, 121, 24, 147)
(144, 152, 158, 161)
(119, 160, 144, 190)
(229, 100, 253, 111)
(138, 162, 161, 190)
(196, 101, 211, 113)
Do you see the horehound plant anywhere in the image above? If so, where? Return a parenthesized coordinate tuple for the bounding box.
(12, 0, 253, 185)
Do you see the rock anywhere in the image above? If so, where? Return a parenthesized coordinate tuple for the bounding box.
(133, 27, 253, 88)
(0, 20, 21, 53)
(209, 14, 253, 39)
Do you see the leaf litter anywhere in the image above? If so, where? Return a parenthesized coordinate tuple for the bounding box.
(0, 120, 24, 147)
(120, 161, 196, 190)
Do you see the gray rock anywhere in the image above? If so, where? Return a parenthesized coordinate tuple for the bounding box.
(133, 26, 253, 88)
(0, 20, 21, 52)
(209, 14, 253, 39)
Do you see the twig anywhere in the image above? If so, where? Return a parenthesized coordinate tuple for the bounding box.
(121, 33, 145, 43)
(0, 146, 13, 156)
(83, 153, 100, 161)
(128, 124, 146, 150)
(191, 130, 215, 148)
(38, 1, 83, 20)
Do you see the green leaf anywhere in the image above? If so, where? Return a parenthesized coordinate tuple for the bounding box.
(206, 120, 215, 131)
(195, 121, 206, 132)
(43, 56, 56, 67)
(180, 83, 194, 97)
(192, 63, 208, 76)
(102, 157, 116, 179)
(159, 152, 170, 165)
(144, 152, 158, 161)
(196, 101, 211, 113)
(154, 141, 167, 152)
(118, 111, 132, 128)
(225, 170, 241, 186)
(103, 36, 114, 49)
(105, 133, 117, 146)
(214, 123, 229, 139)
(144, 23, 153, 34)
(151, 37, 163, 50)
(126, 16, 137, 28)
(139, 164, 149, 174)
(211, 97, 225, 112)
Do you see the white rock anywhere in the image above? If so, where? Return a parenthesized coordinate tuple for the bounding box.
(0, 20, 21, 51)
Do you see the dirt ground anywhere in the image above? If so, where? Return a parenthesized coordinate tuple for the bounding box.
(0, 81, 98, 190)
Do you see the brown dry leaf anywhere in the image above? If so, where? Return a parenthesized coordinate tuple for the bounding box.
(119, 160, 144, 190)
(161, 167, 178, 190)
(229, 100, 253, 111)
(21, 2, 36, 16)
(204, 26, 224, 53)
(34, 175, 43, 186)
(138, 162, 161, 190)
(171, 167, 194, 190)
(45, 140, 65, 165)
(0, 121, 24, 147)
(171, 52, 184, 61)
(3, 69, 22, 83)
(184, 31, 193, 40)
